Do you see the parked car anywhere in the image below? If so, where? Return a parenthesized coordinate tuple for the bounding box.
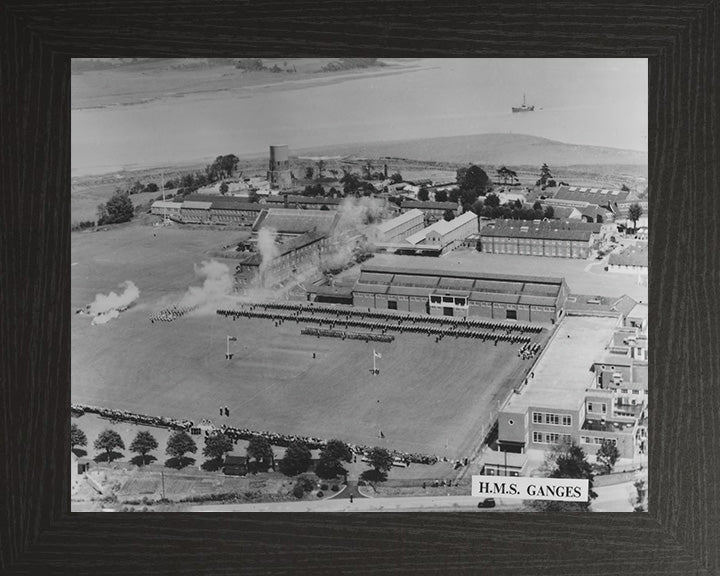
(477, 498, 496, 509)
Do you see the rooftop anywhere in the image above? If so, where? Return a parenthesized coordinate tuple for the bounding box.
(401, 200, 458, 210)
(265, 195, 343, 205)
(406, 211, 478, 244)
(564, 294, 637, 316)
(609, 243, 649, 267)
(480, 219, 597, 242)
(374, 209, 424, 235)
(504, 316, 619, 412)
(181, 194, 264, 211)
(554, 185, 632, 205)
(253, 208, 339, 235)
(360, 263, 565, 287)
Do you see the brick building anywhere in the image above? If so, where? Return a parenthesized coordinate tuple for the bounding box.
(479, 219, 599, 259)
(352, 264, 569, 323)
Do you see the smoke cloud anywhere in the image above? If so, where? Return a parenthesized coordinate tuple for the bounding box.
(91, 309, 120, 325)
(256, 227, 279, 273)
(88, 281, 140, 315)
(179, 260, 234, 314)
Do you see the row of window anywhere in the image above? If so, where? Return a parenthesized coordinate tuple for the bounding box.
(532, 412, 572, 426)
(580, 437, 617, 446)
(532, 432, 572, 444)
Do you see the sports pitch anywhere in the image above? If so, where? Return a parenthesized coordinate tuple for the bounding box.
(72, 223, 543, 459)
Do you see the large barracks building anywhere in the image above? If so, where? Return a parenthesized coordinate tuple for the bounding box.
(352, 264, 569, 323)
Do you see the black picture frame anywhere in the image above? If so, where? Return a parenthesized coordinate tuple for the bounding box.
(1, 1, 718, 574)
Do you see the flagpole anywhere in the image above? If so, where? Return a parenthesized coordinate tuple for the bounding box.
(226, 335, 230, 359)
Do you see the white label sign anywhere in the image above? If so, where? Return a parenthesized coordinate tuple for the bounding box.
(471, 475, 589, 502)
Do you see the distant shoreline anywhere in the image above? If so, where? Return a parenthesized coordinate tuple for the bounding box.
(72, 132, 647, 181)
(71, 61, 432, 112)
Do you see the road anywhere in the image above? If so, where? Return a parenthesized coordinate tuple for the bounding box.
(188, 494, 523, 512)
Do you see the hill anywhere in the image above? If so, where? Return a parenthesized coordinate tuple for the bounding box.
(297, 133, 647, 168)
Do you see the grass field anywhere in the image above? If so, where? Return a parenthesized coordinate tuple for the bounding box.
(72, 222, 540, 459)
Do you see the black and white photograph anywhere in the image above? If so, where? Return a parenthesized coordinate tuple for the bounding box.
(70, 58, 648, 512)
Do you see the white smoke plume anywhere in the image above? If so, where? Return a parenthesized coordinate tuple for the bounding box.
(256, 227, 279, 273)
(336, 196, 386, 237)
(88, 281, 140, 315)
(91, 309, 120, 325)
(178, 260, 234, 314)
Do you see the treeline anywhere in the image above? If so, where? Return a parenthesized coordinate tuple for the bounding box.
(320, 59, 384, 72)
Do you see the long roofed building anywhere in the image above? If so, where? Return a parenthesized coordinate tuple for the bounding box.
(352, 263, 569, 323)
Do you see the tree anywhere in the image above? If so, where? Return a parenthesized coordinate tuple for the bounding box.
(128, 180, 144, 195)
(323, 439, 352, 463)
(315, 159, 326, 180)
(98, 191, 134, 225)
(279, 440, 312, 476)
(456, 164, 490, 196)
(484, 193, 500, 208)
(362, 160, 374, 180)
(129, 431, 158, 465)
(389, 172, 403, 183)
(417, 187, 430, 202)
(94, 429, 125, 460)
(246, 435, 275, 469)
(248, 189, 259, 203)
(435, 189, 448, 202)
(340, 171, 361, 196)
(219, 181, 229, 195)
(628, 203, 643, 230)
(315, 452, 344, 479)
(533, 442, 597, 511)
(315, 439, 352, 479)
(443, 209, 455, 221)
(166, 430, 197, 463)
(144, 182, 159, 193)
(305, 166, 314, 180)
(367, 446, 393, 475)
(536, 163, 553, 186)
(206, 154, 239, 182)
(71, 423, 87, 449)
(543, 205, 555, 219)
(533, 200, 543, 211)
(203, 432, 233, 461)
(621, 184, 630, 192)
(596, 439, 620, 474)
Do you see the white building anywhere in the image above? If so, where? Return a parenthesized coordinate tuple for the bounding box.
(405, 211, 478, 253)
(373, 209, 425, 243)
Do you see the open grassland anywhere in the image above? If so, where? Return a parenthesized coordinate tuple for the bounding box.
(72, 223, 541, 459)
(72, 312, 538, 459)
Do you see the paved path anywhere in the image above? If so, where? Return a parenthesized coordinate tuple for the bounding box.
(188, 495, 521, 512)
(330, 480, 366, 500)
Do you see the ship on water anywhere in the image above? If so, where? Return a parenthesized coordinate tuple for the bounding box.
(512, 93, 535, 113)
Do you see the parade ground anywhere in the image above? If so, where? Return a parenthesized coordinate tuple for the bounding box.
(72, 223, 541, 459)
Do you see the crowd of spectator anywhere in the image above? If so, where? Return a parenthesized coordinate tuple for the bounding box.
(71, 403, 194, 430)
(70, 403, 441, 466)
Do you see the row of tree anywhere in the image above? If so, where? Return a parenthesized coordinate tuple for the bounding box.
(71, 424, 395, 479)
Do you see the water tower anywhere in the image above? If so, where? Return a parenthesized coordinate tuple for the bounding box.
(267, 145, 291, 190)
